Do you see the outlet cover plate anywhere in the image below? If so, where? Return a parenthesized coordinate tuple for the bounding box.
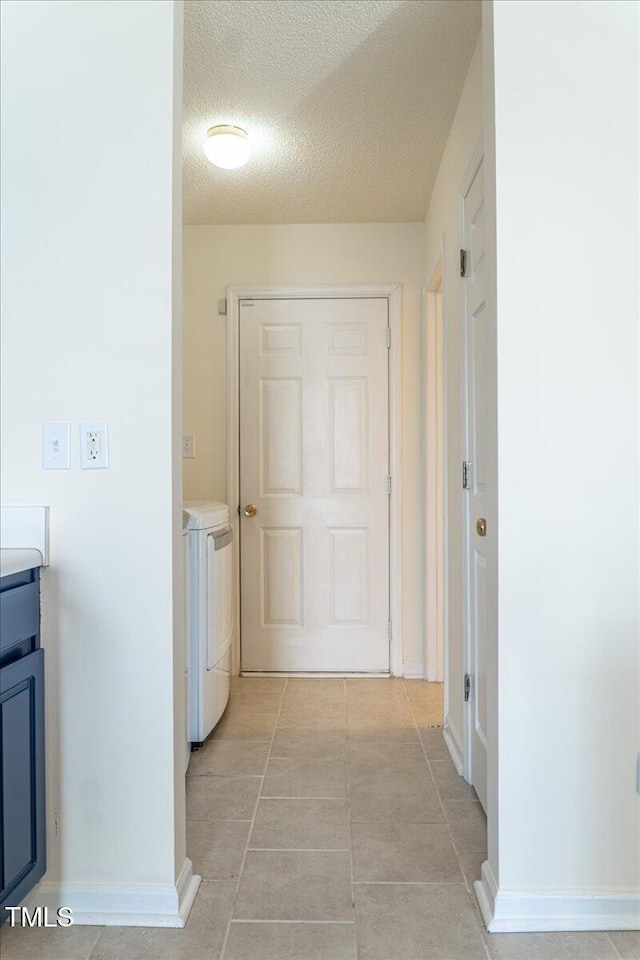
(80, 422, 109, 469)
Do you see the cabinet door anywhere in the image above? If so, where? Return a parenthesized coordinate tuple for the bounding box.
(0, 649, 45, 915)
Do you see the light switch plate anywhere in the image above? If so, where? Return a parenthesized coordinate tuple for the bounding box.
(80, 422, 109, 469)
(183, 434, 196, 459)
(43, 423, 71, 469)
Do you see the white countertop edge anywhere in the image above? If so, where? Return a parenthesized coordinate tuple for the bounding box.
(1, 548, 44, 579)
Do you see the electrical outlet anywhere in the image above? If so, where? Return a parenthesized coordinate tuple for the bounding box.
(183, 434, 196, 459)
(42, 423, 71, 469)
(80, 422, 109, 469)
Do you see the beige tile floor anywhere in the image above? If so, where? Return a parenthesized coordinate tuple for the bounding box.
(1, 678, 637, 960)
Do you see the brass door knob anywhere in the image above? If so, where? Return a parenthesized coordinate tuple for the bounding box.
(477, 518, 487, 537)
(244, 504, 258, 517)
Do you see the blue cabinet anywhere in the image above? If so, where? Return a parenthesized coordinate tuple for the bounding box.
(0, 568, 45, 923)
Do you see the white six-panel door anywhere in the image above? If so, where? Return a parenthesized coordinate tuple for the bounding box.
(239, 297, 390, 673)
(463, 157, 496, 812)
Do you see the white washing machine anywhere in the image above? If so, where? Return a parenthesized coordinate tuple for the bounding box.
(184, 500, 233, 747)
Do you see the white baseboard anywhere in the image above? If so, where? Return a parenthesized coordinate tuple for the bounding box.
(443, 718, 464, 774)
(20, 859, 201, 927)
(176, 858, 201, 926)
(475, 861, 640, 932)
(402, 662, 424, 679)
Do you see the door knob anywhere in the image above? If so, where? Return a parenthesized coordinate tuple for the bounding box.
(476, 518, 487, 537)
(244, 504, 258, 517)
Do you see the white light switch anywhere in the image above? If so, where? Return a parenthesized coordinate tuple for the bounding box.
(42, 423, 71, 469)
(80, 422, 109, 469)
(183, 434, 196, 459)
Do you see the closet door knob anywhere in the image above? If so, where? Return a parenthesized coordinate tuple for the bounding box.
(244, 504, 258, 517)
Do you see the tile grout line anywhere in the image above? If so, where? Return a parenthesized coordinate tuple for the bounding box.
(351, 880, 472, 886)
(229, 919, 355, 925)
(401, 679, 493, 960)
(605, 932, 625, 960)
(247, 846, 351, 852)
(218, 678, 288, 960)
(79, 923, 106, 960)
(260, 794, 348, 800)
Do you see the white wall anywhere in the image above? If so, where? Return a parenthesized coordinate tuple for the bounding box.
(1, 0, 194, 925)
(183, 223, 426, 675)
(479, 0, 640, 931)
(424, 39, 483, 764)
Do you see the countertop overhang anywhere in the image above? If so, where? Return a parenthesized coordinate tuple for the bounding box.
(1, 548, 44, 579)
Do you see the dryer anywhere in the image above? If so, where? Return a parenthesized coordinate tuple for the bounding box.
(184, 500, 233, 746)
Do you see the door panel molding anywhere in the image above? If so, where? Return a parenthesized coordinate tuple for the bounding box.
(227, 284, 403, 676)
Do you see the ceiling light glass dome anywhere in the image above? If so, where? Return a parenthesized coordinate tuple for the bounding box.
(203, 125, 252, 169)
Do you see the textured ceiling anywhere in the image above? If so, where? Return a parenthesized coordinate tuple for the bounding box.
(183, 0, 481, 224)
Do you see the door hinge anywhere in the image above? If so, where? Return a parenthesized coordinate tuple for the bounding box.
(462, 461, 473, 490)
(460, 249, 468, 278)
(387, 621, 393, 642)
(387, 475, 392, 496)
(464, 673, 472, 702)
(386, 327, 391, 349)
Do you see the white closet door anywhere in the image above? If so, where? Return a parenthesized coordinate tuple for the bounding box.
(239, 297, 390, 673)
(463, 157, 496, 812)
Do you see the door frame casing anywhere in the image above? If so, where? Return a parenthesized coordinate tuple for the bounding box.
(227, 283, 403, 677)
(423, 244, 447, 684)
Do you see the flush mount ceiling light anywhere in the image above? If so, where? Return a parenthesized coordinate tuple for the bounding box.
(203, 124, 252, 169)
